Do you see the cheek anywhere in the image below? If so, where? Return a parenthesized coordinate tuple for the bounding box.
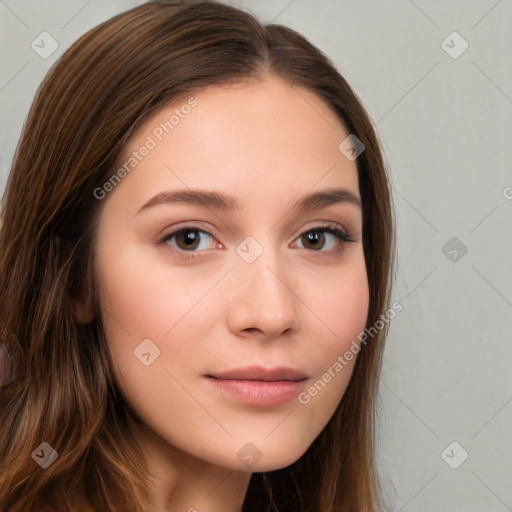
(95, 243, 224, 388)
(298, 259, 369, 403)
(95, 246, 186, 375)
(324, 271, 369, 348)
(305, 253, 369, 353)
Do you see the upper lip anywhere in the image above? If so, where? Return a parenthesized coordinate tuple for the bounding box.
(206, 365, 308, 382)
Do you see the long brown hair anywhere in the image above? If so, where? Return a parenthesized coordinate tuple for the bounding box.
(0, 1, 394, 510)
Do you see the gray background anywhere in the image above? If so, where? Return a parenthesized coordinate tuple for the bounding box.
(1, 1, 511, 510)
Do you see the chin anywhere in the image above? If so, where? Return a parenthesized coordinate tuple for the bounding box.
(227, 436, 312, 473)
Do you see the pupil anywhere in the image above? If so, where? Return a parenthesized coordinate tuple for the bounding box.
(179, 230, 199, 249)
(306, 231, 323, 249)
(184, 231, 196, 244)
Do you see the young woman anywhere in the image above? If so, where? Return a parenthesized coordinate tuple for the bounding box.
(0, 1, 394, 510)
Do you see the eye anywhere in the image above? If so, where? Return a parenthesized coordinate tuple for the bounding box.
(162, 228, 217, 253)
(295, 224, 353, 252)
(157, 222, 354, 260)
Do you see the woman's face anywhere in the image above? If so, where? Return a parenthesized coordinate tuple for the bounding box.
(93, 74, 369, 472)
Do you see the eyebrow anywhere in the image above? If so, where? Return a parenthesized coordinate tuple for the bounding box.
(137, 187, 361, 214)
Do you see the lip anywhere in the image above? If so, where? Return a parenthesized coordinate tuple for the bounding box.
(205, 365, 308, 406)
(206, 365, 308, 382)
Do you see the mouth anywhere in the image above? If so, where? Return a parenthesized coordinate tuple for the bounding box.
(206, 365, 308, 382)
(205, 365, 308, 406)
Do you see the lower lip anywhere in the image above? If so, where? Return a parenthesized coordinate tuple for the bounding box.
(206, 377, 306, 406)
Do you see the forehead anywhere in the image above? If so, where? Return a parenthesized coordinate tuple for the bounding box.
(109, 74, 360, 211)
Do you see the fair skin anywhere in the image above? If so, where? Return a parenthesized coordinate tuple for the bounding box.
(91, 73, 369, 512)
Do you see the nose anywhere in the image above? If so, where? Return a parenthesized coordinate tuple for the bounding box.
(226, 247, 300, 339)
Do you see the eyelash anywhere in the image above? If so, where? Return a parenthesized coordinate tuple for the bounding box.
(157, 223, 354, 261)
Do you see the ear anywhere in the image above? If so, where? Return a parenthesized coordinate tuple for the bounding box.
(69, 264, 96, 324)
(71, 296, 95, 324)
(58, 233, 97, 324)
